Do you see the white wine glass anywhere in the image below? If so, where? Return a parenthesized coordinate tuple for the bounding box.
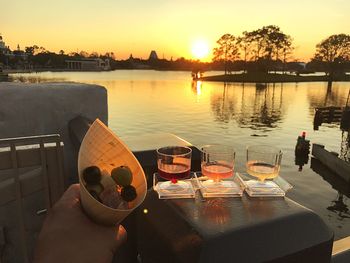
(246, 145, 282, 184)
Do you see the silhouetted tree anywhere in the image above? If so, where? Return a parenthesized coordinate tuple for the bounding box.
(79, 51, 89, 57)
(239, 25, 292, 61)
(89, 52, 99, 58)
(25, 45, 40, 55)
(237, 25, 293, 72)
(213, 34, 240, 75)
(313, 34, 350, 76)
(237, 33, 252, 72)
(281, 35, 293, 73)
(37, 46, 46, 54)
(245, 29, 265, 61)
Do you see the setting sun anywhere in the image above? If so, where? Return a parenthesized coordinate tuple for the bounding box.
(191, 40, 210, 60)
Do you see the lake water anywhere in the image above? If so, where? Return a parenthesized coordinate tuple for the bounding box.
(10, 70, 350, 240)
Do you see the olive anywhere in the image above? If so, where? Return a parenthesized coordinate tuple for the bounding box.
(121, 185, 137, 202)
(86, 183, 104, 195)
(111, 166, 133, 187)
(83, 166, 101, 185)
(100, 187, 122, 209)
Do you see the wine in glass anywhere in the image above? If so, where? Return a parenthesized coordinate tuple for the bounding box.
(201, 144, 235, 187)
(157, 146, 192, 192)
(246, 145, 282, 184)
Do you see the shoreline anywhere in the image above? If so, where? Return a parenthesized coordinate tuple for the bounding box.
(199, 73, 350, 83)
(3, 69, 112, 74)
(3, 68, 194, 74)
(4, 70, 350, 83)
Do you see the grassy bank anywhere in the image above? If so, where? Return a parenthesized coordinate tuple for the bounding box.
(200, 72, 350, 83)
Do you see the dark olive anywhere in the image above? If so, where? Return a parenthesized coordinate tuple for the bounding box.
(121, 185, 137, 202)
(83, 166, 102, 185)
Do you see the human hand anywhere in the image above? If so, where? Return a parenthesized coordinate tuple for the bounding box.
(33, 184, 126, 263)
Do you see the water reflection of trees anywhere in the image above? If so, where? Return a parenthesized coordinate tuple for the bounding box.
(210, 82, 237, 123)
(307, 82, 350, 112)
(209, 82, 285, 130)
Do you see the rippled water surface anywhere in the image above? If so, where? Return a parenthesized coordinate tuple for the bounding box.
(11, 70, 350, 239)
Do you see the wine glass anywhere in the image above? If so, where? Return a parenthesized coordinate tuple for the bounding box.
(200, 144, 235, 187)
(157, 146, 192, 192)
(246, 145, 282, 184)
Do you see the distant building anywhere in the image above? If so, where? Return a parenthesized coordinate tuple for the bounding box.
(12, 44, 28, 59)
(148, 50, 158, 60)
(298, 62, 307, 69)
(128, 54, 134, 62)
(65, 58, 111, 71)
(0, 34, 11, 56)
(0, 35, 6, 49)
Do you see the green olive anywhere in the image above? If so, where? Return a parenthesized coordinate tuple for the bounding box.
(111, 166, 133, 187)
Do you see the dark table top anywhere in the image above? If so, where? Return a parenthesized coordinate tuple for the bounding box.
(137, 190, 334, 263)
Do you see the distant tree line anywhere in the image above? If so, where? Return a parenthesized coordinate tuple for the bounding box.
(0, 45, 209, 71)
(0, 46, 117, 70)
(213, 25, 293, 74)
(213, 25, 350, 76)
(311, 34, 350, 77)
(1, 28, 350, 74)
(23, 46, 116, 69)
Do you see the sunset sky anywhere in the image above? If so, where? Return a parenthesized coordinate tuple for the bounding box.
(1, 0, 349, 61)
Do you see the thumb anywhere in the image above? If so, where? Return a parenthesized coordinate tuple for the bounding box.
(112, 225, 127, 251)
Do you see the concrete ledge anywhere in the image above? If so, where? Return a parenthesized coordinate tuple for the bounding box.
(0, 82, 108, 183)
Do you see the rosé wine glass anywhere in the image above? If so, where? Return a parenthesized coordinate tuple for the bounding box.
(201, 144, 235, 186)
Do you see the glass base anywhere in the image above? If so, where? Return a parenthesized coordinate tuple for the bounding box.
(158, 181, 191, 193)
(202, 180, 238, 190)
(196, 173, 243, 197)
(237, 173, 287, 197)
(246, 180, 279, 189)
(153, 173, 195, 199)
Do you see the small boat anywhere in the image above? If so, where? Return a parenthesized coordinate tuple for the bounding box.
(191, 70, 203, 80)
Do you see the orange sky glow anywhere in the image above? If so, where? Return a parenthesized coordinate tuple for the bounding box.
(1, 0, 349, 62)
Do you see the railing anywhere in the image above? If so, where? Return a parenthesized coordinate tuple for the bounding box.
(0, 135, 64, 263)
